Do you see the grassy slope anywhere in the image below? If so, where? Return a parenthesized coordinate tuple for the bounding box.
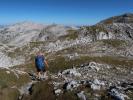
(48, 55, 133, 73)
(0, 68, 30, 100)
(22, 80, 78, 100)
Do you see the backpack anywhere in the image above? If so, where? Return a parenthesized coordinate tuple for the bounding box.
(35, 55, 45, 69)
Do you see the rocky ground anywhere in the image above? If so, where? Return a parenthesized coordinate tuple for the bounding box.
(20, 60, 132, 100)
(0, 58, 133, 100)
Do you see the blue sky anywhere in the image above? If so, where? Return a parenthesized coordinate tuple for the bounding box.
(0, 0, 133, 25)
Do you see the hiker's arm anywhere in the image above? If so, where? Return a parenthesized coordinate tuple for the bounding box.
(44, 60, 49, 68)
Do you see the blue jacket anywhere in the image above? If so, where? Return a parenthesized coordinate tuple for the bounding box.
(35, 55, 45, 69)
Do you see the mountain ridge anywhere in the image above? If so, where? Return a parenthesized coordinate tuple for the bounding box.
(98, 13, 133, 24)
(0, 13, 133, 67)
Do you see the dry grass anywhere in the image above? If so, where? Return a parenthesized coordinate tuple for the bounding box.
(22, 79, 78, 100)
(23, 80, 56, 100)
(0, 69, 30, 87)
(59, 29, 78, 40)
(57, 91, 78, 100)
(0, 69, 17, 88)
(86, 25, 108, 33)
(101, 39, 127, 47)
(0, 88, 19, 100)
(48, 55, 133, 73)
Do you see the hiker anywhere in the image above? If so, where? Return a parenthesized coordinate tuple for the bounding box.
(35, 51, 49, 79)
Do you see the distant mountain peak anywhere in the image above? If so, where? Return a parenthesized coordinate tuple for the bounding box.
(11, 21, 45, 27)
(98, 13, 133, 24)
(122, 13, 133, 16)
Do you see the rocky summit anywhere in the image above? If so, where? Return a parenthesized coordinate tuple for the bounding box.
(0, 13, 133, 100)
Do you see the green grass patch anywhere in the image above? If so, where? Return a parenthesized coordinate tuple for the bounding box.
(7, 52, 16, 58)
(0, 80, 8, 89)
(101, 39, 127, 47)
(0, 69, 17, 87)
(23, 80, 78, 100)
(59, 29, 78, 40)
(0, 88, 19, 100)
(23, 80, 56, 100)
(56, 46, 78, 54)
(12, 61, 36, 73)
(16, 74, 30, 87)
(57, 91, 78, 100)
(0, 68, 30, 88)
(29, 41, 46, 48)
(48, 55, 133, 73)
(86, 25, 107, 33)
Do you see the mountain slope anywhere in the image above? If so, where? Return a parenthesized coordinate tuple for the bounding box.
(0, 22, 78, 67)
(98, 13, 133, 24)
(0, 13, 133, 100)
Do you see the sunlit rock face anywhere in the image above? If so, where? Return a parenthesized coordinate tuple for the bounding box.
(0, 22, 75, 67)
